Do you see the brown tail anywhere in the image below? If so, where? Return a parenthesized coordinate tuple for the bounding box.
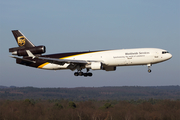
(12, 30, 35, 48)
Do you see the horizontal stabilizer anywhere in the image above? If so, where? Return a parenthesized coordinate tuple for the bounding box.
(10, 56, 36, 63)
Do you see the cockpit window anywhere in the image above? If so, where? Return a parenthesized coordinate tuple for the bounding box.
(162, 51, 169, 54)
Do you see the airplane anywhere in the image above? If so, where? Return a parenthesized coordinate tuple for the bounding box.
(9, 30, 172, 77)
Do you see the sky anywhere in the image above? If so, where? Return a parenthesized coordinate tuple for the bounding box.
(0, 0, 179, 88)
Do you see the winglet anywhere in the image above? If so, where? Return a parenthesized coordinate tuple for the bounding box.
(26, 50, 36, 59)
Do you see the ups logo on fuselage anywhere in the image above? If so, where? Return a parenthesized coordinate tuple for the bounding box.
(17, 36, 25, 46)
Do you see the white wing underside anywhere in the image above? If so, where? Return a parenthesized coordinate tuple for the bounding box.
(38, 57, 103, 65)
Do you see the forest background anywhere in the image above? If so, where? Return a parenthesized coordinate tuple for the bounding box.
(0, 86, 180, 120)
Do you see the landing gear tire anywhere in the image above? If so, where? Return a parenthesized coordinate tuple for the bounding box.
(74, 72, 79, 76)
(83, 73, 92, 77)
(148, 69, 152, 73)
(83, 73, 87, 77)
(79, 72, 84, 76)
(87, 73, 92, 76)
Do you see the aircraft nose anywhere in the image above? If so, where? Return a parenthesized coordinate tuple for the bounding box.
(167, 53, 172, 60)
(169, 53, 172, 59)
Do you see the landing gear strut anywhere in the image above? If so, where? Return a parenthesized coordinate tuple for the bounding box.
(147, 64, 152, 73)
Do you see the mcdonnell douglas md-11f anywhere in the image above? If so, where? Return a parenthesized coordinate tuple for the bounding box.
(9, 30, 172, 77)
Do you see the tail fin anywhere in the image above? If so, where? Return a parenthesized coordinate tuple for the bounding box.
(10, 30, 46, 56)
(12, 30, 35, 48)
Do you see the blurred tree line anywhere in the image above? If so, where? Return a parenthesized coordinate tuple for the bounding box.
(0, 86, 180, 100)
(0, 99, 179, 120)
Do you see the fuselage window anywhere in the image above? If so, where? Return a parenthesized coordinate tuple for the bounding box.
(162, 51, 169, 54)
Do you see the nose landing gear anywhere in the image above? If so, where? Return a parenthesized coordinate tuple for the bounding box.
(147, 64, 152, 73)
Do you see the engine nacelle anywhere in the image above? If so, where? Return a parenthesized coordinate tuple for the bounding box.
(90, 62, 102, 70)
(9, 46, 46, 56)
(103, 66, 116, 71)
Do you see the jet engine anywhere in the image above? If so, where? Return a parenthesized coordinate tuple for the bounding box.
(9, 46, 46, 56)
(90, 62, 102, 70)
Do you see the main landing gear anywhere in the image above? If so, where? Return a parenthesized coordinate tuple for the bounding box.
(74, 68, 93, 77)
(147, 64, 152, 73)
(74, 72, 93, 77)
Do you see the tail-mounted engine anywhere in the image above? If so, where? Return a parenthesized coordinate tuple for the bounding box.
(9, 45, 46, 56)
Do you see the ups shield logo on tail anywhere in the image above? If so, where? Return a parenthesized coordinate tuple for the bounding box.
(17, 36, 25, 46)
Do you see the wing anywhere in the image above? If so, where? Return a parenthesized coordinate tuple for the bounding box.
(37, 56, 102, 65)
(26, 49, 102, 65)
